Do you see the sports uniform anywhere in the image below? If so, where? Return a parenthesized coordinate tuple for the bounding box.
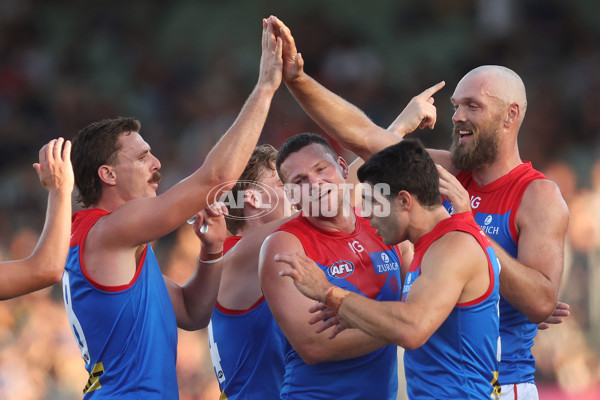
(62, 209, 178, 399)
(402, 213, 501, 399)
(275, 209, 402, 400)
(208, 236, 287, 399)
(443, 162, 546, 398)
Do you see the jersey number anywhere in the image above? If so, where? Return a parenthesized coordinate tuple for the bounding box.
(208, 321, 226, 384)
(62, 271, 91, 364)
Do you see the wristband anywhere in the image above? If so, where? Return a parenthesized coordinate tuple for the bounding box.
(201, 248, 224, 255)
(197, 255, 223, 264)
(324, 286, 349, 313)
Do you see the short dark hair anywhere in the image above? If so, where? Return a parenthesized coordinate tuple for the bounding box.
(357, 139, 441, 207)
(71, 117, 141, 208)
(275, 133, 338, 181)
(226, 144, 278, 235)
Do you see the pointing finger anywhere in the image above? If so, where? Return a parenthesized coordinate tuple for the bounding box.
(417, 81, 445, 100)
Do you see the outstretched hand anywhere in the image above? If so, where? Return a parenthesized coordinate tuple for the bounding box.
(387, 81, 445, 138)
(34, 137, 74, 195)
(258, 17, 283, 93)
(267, 16, 304, 84)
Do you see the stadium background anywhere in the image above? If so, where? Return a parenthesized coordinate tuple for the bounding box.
(0, 1, 599, 398)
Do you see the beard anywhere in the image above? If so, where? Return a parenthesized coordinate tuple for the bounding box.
(450, 118, 501, 171)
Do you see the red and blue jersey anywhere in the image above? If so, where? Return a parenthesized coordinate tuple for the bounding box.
(275, 209, 402, 400)
(443, 162, 546, 385)
(62, 209, 179, 399)
(402, 213, 501, 399)
(208, 236, 286, 399)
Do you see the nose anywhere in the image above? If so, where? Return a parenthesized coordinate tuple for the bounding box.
(151, 153, 161, 171)
(452, 105, 466, 124)
(306, 173, 322, 187)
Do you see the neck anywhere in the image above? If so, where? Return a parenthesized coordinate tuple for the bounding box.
(304, 204, 357, 233)
(471, 140, 522, 186)
(408, 205, 450, 244)
(93, 196, 125, 213)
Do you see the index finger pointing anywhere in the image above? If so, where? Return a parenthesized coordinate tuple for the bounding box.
(416, 81, 445, 100)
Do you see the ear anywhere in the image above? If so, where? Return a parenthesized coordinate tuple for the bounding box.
(244, 188, 262, 209)
(395, 190, 412, 211)
(338, 156, 350, 179)
(505, 103, 520, 127)
(98, 165, 117, 186)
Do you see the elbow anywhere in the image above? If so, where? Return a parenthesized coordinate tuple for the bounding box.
(527, 299, 557, 324)
(393, 325, 429, 350)
(48, 268, 64, 286)
(180, 314, 213, 332)
(213, 175, 235, 192)
(397, 333, 427, 351)
(296, 344, 328, 365)
(39, 261, 65, 287)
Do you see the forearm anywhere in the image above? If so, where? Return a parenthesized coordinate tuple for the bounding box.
(31, 189, 72, 283)
(334, 290, 420, 349)
(291, 317, 388, 364)
(145, 84, 276, 231)
(286, 74, 396, 160)
(0, 189, 71, 300)
(200, 84, 276, 186)
(178, 250, 224, 330)
(495, 243, 558, 323)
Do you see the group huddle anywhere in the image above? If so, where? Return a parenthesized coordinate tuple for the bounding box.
(5, 15, 568, 400)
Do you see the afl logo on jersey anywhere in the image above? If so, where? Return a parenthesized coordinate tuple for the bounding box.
(327, 260, 355, 279)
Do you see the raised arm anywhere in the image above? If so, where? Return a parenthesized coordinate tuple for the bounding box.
(259, 231, 387, 364)
(100, 19, 284, 248)
(268, 16, 449, 169)
(494, 179, 569, 323)
(0, 138, 73, 300)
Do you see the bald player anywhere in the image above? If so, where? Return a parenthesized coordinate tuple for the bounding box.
(268, 15, 568, 399)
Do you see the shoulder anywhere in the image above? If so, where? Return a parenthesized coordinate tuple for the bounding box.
(259, 231, 304, 271)
(263, 230, 303, 249)
(519, 178, 569, 223)
(423, 230, 484, 269)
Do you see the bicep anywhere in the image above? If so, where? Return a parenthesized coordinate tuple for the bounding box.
(259, 233, 385, 362)
(516, 181, 569, 286)
(259, 233, 321, 346)
(403, 239, 473, 340)
(100, 178, 217, 248)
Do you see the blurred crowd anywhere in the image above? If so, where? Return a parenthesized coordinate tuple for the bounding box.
(0, 0, 599, 398)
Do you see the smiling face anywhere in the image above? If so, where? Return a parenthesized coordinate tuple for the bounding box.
(110, 132, 162, 202)
(279, 143, 349, 218)
(449, 71, 505, 171)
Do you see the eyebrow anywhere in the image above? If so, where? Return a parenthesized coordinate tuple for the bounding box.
(136, 148, 150, 158)
(450, 96, 479, 104)
(288, 160, 327, 182)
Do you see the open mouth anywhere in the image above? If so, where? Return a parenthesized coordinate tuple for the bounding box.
(318, 188, 332, 200)
(458, 129, 473, 139)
